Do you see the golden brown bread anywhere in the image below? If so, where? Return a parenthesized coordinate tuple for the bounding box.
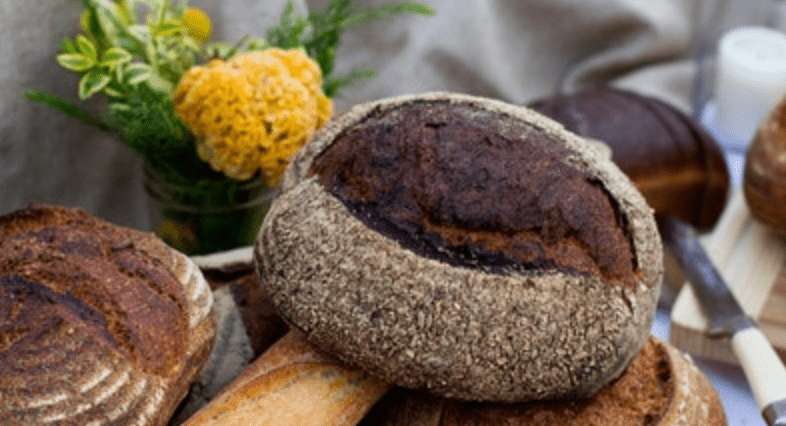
(745, 96, 786, 235)
(0, 205, 215, 425)
(259, 92, 662, 402)
(361, 338, 726, 426)
(530, 87, 729, 231)
(184, 330, 389, 426)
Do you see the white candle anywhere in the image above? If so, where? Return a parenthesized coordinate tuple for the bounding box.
(715, 27, 786, 148)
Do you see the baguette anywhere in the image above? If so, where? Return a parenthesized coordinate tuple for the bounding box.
(184, 330, 389, 426)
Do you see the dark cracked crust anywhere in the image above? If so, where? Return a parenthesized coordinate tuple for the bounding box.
(258, 92, 663, 402)
(311, 100, 638, 287)
(361, 338, 726, 426)
(0, 205, 215, 425)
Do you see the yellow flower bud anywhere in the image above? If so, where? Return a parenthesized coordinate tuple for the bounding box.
(182, 7, 212, 43)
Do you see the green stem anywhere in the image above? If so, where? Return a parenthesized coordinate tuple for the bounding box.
(25, 90, 110, 131)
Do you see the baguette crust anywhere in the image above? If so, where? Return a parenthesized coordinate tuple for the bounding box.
(0, 205, 215, 425)
(362, 338, 726, 426)
(257, 92, 662, 402)
(184, 330, 389, 426)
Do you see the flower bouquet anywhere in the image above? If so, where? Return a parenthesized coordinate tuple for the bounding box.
(28, 0, 432, 254)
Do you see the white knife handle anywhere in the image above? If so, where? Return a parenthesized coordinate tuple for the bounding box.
(732, 327, 786, 425)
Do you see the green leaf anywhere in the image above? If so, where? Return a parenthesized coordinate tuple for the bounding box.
(153, 20, 183, 37)
(24, 90, 109, 130)
(57, 53, 95, 72)
(145, 42, 157, 66)
(115, 64, 124, 83)
(116, 0, 136, 25)
(94, 7, 121, 46)
(181, 37, 201, 53)
(101, 47, 133, 67)
(125, 63, 153, 85)
(146, 71, 174, 93)
(94, 0, 122, 19)
(127, 24, 150, 43)
(61, 37, 78, 54)
(103, 83, 124, 98)
(109, 102, 131, 113)
(80, 10, 95, 38)
(78, 69, 111, 99)
(76, 34, 98, 61)
(155, 0, 168, 24)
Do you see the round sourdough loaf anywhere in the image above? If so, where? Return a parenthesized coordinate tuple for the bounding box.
(361, 338, 726, 426)
(0, 205, 215, 425)
(256, 92, 663, 402)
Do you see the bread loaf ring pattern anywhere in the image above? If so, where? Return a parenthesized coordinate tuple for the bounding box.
(0, 205, 215, 426)
(257, 92, 663, 402)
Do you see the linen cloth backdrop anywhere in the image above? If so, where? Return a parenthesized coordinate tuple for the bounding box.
(0, 0, 766, 227)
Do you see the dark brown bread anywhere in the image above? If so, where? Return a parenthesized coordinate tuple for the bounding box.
(529, 87, 729, 231)
(0, 205, 215, 425)
(257, 92, 662, 402)
(361, 338, 726, 426)
(312, 100, 637, 287)
(226, 267, 288, 356)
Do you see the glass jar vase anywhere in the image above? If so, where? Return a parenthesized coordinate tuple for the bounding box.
(144, 166, 275, 255)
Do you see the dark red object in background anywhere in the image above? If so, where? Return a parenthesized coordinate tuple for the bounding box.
(529, 87, 729, 231)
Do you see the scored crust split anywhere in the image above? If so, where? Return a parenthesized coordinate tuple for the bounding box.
(256, 92, 663, 402)
(0, 205, 215, 425)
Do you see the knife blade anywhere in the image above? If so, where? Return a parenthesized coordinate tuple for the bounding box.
(660, 216, 786, 426)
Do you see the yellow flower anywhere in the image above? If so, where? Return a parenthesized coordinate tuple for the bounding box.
(174, 49, 333, 183)
(182, 7, 212, 43)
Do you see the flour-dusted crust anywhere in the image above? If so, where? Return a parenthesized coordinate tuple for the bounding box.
(0, 205, 215, 425)
(361, 338, 726, 425)
(659, 341, 726, 426)
(257, 92, 662, 402)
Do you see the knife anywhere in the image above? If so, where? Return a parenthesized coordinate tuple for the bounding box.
(661, 217, 786, 426)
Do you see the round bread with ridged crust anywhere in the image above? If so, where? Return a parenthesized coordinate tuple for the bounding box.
(362, 337, 726, 425)
(255, 92, 662, 402)
(0, 205, 215, 425)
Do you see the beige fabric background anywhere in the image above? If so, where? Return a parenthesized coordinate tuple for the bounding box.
(0, 0, 770, 228)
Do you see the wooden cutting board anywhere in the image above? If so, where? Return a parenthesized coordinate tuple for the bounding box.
(671, 191, 786, 363)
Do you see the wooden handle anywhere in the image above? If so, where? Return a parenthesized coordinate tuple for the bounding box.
(184, 330, 390, 426)
(732, 327, 786, 425)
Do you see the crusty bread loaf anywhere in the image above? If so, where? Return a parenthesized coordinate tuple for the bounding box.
(184, 330, 389, 426)
(361, 338, 726, 426)
(529, 87, 729, 231)
(257, 92, 662, 402)
(745, 96, 786, 235)
(0, 205, 215, 425)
